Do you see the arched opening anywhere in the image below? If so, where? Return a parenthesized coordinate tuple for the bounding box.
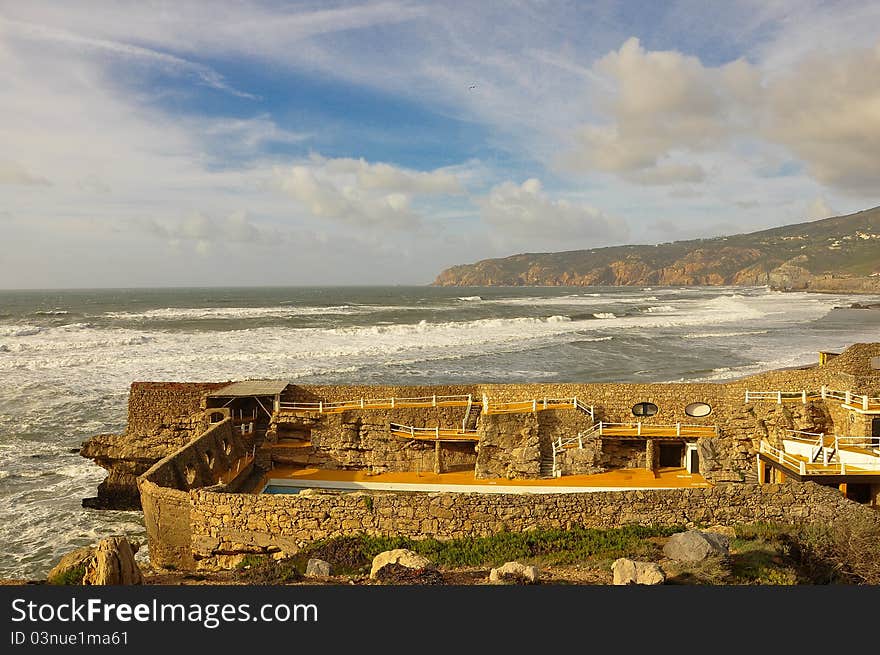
(222, 437, 232, 456)
(184, 464, 197, 486)
(203, 450, 215, 470)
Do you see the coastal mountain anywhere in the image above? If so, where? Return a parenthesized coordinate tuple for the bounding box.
(433, 206, 880, 292)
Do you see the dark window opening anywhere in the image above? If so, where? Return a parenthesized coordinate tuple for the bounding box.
(659, 443, 684, 468)
(632, 402, 658, 417)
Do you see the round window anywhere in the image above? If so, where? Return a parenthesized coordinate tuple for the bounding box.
(685, 402, 712, 418)
(632, 402, 658, 417)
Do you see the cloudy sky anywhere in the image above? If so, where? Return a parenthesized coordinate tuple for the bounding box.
(1, 1, 879, 288)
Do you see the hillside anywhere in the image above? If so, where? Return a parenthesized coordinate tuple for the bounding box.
(433, 206, 880, 292)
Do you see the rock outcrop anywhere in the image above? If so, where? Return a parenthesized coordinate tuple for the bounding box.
(369, 549, 434, 579)
(663, 530, 730, 562)
(48, 537, 143, 585)
(611, 558, 665, 585)
(489, 561, 540, 584)
(305, 558, 332, 578)
(80, 382, 225, 509)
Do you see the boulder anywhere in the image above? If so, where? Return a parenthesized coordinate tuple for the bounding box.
(369, 549, 433, 579)
(47, 546, 95, 585)
(82, 537, 144, 585)
(305, 558, 332, 578)
(488, 561, 539, 584)
(663, 530, 730, 562)
(611, 558, 665, 585)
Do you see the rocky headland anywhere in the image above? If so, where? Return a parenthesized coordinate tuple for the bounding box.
(433, 206, 880, 292)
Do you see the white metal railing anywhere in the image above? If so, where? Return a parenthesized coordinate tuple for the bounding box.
(585, 421, 717, 437)
(279, 394, 472, 413)
(280, 393, 597, 418)
(483, 396, 594, 416)
(744, 390, 817, 404)
(745, 387, 880, 410)
(760, 440, 880, 475)
(461, 395, 474, 432)
(549, 421, 715, 477)
(389, 422, 479, 439)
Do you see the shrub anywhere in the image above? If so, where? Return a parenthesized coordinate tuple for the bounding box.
(783, 513, 880, 585)
(48, 565, 86, 586)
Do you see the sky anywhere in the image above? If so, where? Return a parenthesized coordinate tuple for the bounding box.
(1, 0, 879, 288)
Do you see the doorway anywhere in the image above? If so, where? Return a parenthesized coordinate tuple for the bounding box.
(659, 442, 684, 468)
(685, 444, 700, 474)
(871, 418, 880, 448)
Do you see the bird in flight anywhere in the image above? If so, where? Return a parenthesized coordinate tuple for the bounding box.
(468, 84, 477, 90)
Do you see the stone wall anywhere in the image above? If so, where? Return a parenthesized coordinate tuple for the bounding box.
(139, 417, 255, 567)
(127, 381, 228, 439)
(183, 482, 875, 567)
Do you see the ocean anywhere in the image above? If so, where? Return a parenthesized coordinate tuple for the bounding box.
(1, 284, 880, 579)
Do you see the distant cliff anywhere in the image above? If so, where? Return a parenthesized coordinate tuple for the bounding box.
(434, 206, 880, 293)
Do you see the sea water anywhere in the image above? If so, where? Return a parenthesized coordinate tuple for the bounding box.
(1, 284, 879, 578)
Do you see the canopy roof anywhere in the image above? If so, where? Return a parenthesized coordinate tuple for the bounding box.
(206, 380, 289, 397)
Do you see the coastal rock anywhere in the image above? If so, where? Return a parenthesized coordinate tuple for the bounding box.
(82, 537, 144, 585)
(663, 531, 730, 562)
(488, 561, 539, 584)
(48, 537, 143, 585)
(611, 558, 665, 585)
(369, 549, 433, 579)
(305, 558, 332, 578)
(47, 546, 95, 585)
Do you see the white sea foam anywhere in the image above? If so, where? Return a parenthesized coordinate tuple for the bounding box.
(643, 305, 676, 313)
(683, 330, 770, 339)
(103, 305, 363, 320)
(592, 312, 616, 319)
(457, 296, 482, 301)
(0, 326, 43, 337)
(34, 310, 69, 316)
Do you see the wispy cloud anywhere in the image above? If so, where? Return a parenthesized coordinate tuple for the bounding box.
(0, 16, 258, 99)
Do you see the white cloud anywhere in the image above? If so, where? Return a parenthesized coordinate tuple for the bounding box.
(275, 156, 463, 229)
(763, 43, 880, 194)
(0, 161, 50, 186)
(0, 15, 257, 99)
(478, 178, 628, 249)
(139, 211, 284, 253)
(566, 37, 760, 184)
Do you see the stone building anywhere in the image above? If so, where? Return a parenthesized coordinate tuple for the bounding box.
(81, 342, 880, 570)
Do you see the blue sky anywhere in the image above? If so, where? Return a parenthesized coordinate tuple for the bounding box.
(1, 0, 879, 287)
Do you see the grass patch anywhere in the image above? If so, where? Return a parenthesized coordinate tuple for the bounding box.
(48, 565, 86, 586)
(234, 554, 303, 584)
(295, 524, 684, 575)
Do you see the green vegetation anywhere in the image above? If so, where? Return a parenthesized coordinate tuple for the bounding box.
(48, 565, 86, 586)
(224, 517, 880, 585)
(295, 524, 684, 574)
(234, 554, 302, 584)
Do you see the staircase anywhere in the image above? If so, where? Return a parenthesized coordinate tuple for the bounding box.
(539, 452, 556, 479)
(462, 404, 481, 431)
